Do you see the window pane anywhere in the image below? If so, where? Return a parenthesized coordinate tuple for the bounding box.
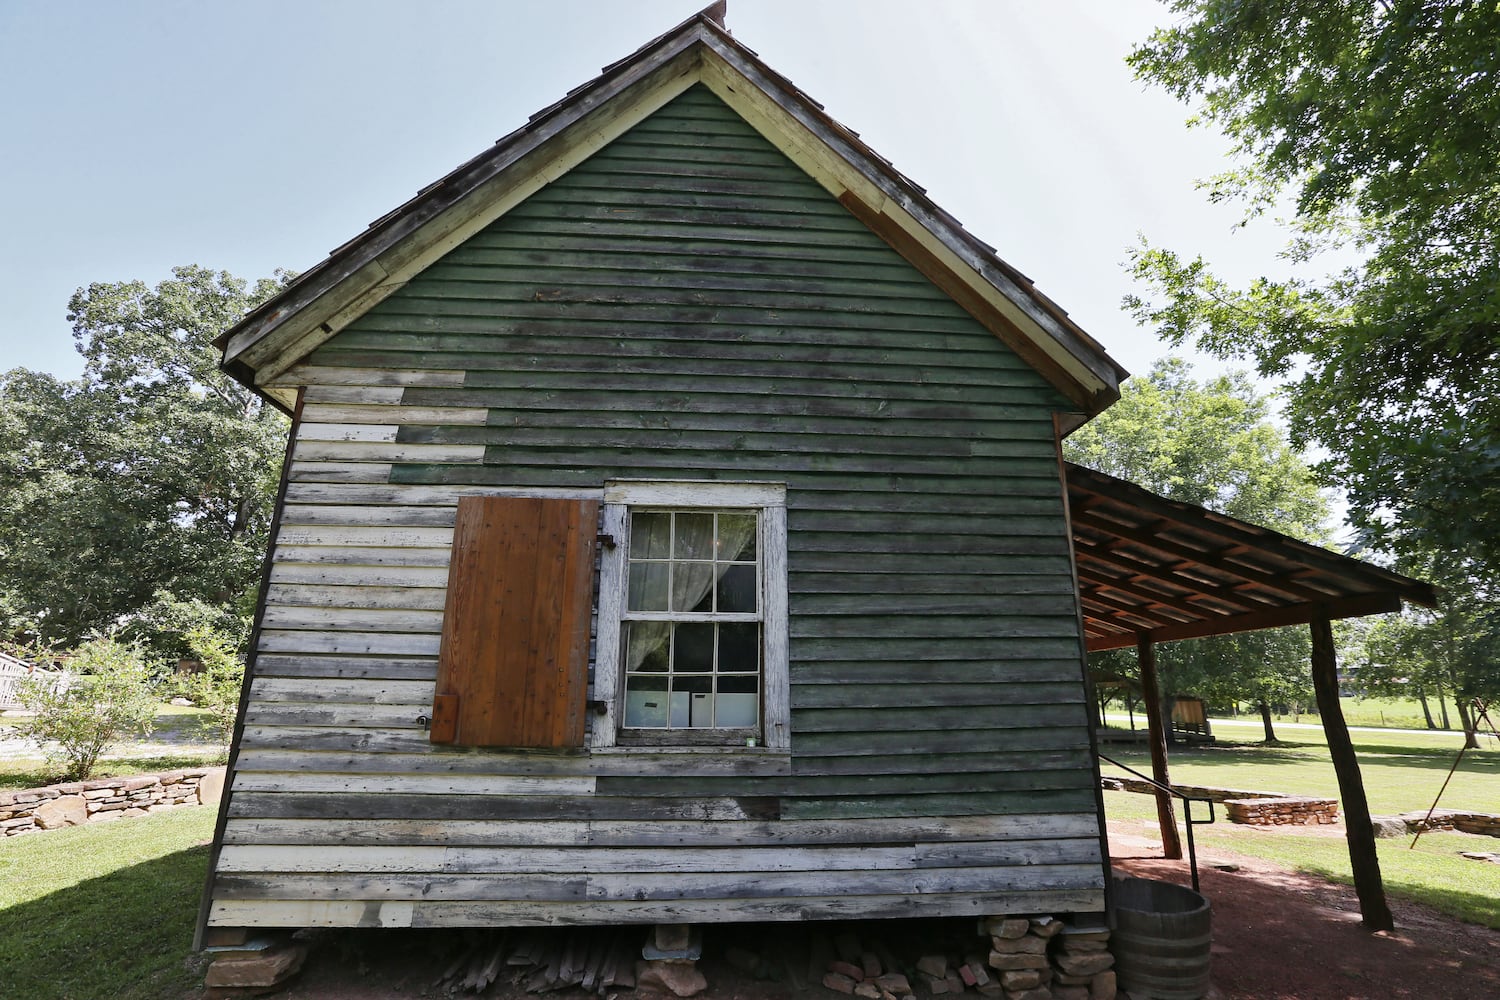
(672, 561, 714, 613)
(718, 513, 757, 561)
(715, 563, 757, 613)
(628, 562, 670, 612)
(718, 622, 760, 673)
(624, 621, 670, 673)
(631, 512, 672, 560)
(715, 674, 758, 726)
(623, 674, 669, 728)
(676, 674, 714, 727)
(673, 623, 714, 672)
(674, 513, 714, 560)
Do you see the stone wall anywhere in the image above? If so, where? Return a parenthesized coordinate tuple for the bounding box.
(1223, 796, 1339, 826)
(0, 767, 224, 837)
(1393, 809, 1500, 838)
(1101, 775, 1338, 827)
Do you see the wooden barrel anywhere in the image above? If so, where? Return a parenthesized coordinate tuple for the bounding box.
(1111, 876, 1213, 1000)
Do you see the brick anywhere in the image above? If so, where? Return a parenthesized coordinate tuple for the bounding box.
(916, 955, 948, 979)
(204, 944, 306, 988)
(1000, 970, 1044, 990)
(860, 952, 882, 979)
(874, 973, 910, 994)
(830, 960, 865, 982)
(1089, 970, 1116, 1000)
(987, 952, 1049, 971)
(1029, 916, 1062, 938)
(942, 973, 964, 995)
(823, 973, 857, 994)
(990, 935, 1047, 955)
(1054, 953, 1113, 977)
(853, 983, 881, 999)
(1053, 986, 1089, 1000)
(982, 917, 1030, 939)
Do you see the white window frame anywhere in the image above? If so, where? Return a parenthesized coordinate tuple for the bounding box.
(590, 480, 789, 750)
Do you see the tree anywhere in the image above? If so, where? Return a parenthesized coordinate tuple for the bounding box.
(1066, 357, 1329, 741)
(0, 267, 291, 646)
(16, 635, 158, 781)
(1126, 1, 1500, 577)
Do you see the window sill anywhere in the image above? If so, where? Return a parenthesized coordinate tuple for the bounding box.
(588, 743, 791, 774)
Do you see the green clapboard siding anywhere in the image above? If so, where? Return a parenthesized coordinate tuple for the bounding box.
(223, 85, 1107, 927)
(309, 84, 1091, 810)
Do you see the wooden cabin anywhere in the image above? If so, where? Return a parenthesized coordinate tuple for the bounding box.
(201, 6, 1161, 939)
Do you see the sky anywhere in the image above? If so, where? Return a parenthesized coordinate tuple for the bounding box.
(0, 0, 1293, 385)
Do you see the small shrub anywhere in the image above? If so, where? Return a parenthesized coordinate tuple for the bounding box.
(17, 636, 157, 781)
(173, 625, 245, 750)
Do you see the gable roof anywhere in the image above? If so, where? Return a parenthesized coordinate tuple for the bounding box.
(216, 3, 1126, 417)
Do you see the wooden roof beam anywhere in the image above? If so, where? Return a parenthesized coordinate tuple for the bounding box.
(1071, 508, 1336, 604)
(1085, 592, 1404, 652)
(1073, 543, 1276, 614)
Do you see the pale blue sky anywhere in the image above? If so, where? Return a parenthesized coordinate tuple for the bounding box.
(0, 1, 1287, 383)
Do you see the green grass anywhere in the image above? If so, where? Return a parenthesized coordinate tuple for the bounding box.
(0, 806, 217, 999)
(0, 702, 223, 790)
(1101, 724, 1500, 928)
(1107, 790, 1500, 928)
(1100, 727, 1496, 814)
(0, 753, 220, 791)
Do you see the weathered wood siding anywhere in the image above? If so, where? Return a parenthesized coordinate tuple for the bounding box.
(212, 86, 1104, 929)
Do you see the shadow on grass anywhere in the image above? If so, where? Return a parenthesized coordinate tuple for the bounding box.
(0, 845, 210, 1000)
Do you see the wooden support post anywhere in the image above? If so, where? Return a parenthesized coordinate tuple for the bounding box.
(1137, 636, 1182, 860)
(1310, 613, 1394, 931)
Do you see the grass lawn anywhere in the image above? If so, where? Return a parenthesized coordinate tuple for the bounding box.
(0, 805, 216, 1000)
(1, 703, 222, 791)
(1101, 724, 1500, 929)
(1100, 727, 1496, 814)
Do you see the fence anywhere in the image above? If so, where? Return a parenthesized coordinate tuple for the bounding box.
(0, 653, 69, 710)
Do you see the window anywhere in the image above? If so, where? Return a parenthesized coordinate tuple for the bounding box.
(592, 481, 788, 749)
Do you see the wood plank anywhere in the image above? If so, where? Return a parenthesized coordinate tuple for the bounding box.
(279, 505, 459, 528)
(268, 564, 450, 588)
(275, 365, 466, 388)
(212, 864, 1102, 903)
(249, 678, 436, 703)
(297, 423, 400, 443)
(220, 812, 1103, 848)
(287, 461, 395, 484)
(256, 630, 441, 656)
(252, 655, 439, 680)
(291, 441, 485, 464)
(228, 773, 596, 797)
(208, 889, 1107, 929)
(227, 792, 781, 821)
(300, 403, 488, 425)
(260, 606, 444, 633)
(265, 584, 449, 611)
(216, 844, 919, 875)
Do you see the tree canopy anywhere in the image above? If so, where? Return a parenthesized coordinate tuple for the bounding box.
(1126, 1, 1500, 574)
(0, 266, 291, 648)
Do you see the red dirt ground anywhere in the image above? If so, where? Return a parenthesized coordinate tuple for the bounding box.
(195, 823, 1500, 1000)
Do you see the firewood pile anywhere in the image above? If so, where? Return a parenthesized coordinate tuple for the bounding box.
(436, 927, 641, 995)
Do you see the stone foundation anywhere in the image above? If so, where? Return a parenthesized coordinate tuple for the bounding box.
(0, 767, 223, 837)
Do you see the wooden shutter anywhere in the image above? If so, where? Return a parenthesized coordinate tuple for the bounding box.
(430, 496, 599, 748)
